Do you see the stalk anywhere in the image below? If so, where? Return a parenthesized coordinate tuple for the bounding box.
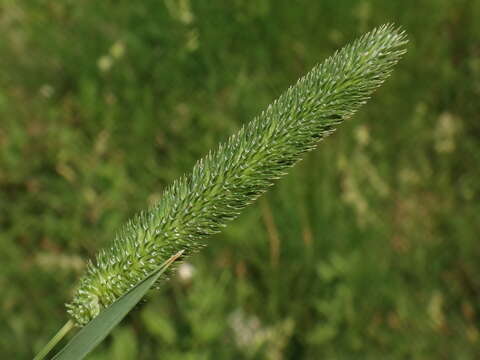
(33, 320, 74, 360)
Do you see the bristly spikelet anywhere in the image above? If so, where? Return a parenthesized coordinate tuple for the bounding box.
(66, 24, 408, 325)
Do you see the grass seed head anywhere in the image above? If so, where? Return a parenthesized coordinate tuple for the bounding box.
(67, 24, 407, 326)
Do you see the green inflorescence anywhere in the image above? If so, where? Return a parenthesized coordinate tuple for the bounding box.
(66, 24, 408, 326)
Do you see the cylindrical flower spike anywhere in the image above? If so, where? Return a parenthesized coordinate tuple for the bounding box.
(67, 24, 408, 326)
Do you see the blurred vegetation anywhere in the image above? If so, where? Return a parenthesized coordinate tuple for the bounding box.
(1, 0, 479, 358)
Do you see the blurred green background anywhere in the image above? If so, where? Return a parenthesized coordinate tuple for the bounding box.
(1, 0, 480, 358)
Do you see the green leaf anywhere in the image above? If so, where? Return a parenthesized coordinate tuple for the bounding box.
(52, 251, 183, 360)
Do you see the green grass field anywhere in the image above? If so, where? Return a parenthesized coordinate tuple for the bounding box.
(1, 0, 480, 358)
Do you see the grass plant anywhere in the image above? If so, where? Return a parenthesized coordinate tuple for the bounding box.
(34, 24, 406, 359)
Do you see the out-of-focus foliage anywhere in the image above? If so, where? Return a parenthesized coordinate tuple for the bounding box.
(0, 0, 479, 358)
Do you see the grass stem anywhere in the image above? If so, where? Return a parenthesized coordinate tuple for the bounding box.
(34, 320, 74, 360)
